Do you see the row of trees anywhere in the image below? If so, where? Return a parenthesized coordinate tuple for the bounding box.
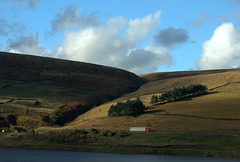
(151, 84, 208, 104)
(108, 98, 145, 117)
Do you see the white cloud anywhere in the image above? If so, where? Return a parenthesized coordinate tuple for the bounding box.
(5, 10, 173, 74)
(197, 23, 240, 70)
(124, 11, 161, 44)
(59, 11, 172, 74)
(7, 34, 50, 56)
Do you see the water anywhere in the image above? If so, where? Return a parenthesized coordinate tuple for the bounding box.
(0, 148, 239, 162)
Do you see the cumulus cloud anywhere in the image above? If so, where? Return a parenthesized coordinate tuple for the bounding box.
(0, 0, 40, 9)
(197, 23, 240, 70)
(126, 46, 172, 73)
(7, 34, 50, 56)
(47, 7, 100, 36)
(153, 27, 189, 48)
(59, 11, 172, 74)
(5, 10, 173, 74)
(190, 13, 212, 27)
(123, 11, 161, 44)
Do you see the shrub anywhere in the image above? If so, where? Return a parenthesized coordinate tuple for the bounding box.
(115, 131, 130, 138)
(50, 108, 64, 125)
(90, 128, 98, 134)
(6, 115, 17, 125)
(42, 115, 51, 123)
(27, 129, 36, 138)
(107, 131, 113, 137)
(73, 129, 88, 135)
(99, 130, 113, 137)
(108, 98, 145, 117)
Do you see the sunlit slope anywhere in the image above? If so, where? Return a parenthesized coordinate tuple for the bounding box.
(126, 69, 240, 97)
(67, 69, 240, 132)
(0, 51, 144, 109)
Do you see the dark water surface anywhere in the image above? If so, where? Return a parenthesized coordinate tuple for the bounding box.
(0, 148, 239, 162)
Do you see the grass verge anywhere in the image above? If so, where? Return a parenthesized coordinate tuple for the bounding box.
(0, 130, 240, 158)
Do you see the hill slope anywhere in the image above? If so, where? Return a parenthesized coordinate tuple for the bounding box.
(0, 51, 145, 125)
(66, 68, 240, 132)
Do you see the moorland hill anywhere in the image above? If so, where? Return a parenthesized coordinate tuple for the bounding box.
(0, 51, 145, 126)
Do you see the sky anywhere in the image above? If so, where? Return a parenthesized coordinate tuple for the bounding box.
(1, 0, 240, 74)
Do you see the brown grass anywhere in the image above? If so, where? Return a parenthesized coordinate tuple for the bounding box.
(60, 69, 240, 132)
(126, 68, 240, 97)
(2, 51, 240, 133)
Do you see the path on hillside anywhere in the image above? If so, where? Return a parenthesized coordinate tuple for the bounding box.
(154, 113, 240, 121)
(210, 82, 240, 91)
(0, 76, 58, 90)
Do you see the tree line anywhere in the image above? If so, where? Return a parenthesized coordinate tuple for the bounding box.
(108, 98, 145, 117)
(151, 84, 208, 104)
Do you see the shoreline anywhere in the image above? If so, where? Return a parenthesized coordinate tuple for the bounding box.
(1, 131, 240, 158)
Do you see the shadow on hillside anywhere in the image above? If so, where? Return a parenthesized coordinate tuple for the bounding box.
(144, 109, 165, 114)
(177, 92, 219, 101)
(155, 113, 240, 121)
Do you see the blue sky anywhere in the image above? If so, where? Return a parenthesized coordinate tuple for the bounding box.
(1, 0, 240, 74)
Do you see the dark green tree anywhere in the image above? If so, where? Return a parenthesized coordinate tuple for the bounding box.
(108, 98, 145, 117)
(150, 95, 159, 104)
(6, 115, 17, 125)
(151, 84, 208, 104)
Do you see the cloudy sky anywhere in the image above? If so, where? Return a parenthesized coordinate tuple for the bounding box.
(1, 0, 240, 74)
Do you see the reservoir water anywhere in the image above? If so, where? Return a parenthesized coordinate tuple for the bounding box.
(0, 148, 239, 162)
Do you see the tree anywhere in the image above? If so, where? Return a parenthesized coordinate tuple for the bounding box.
(108, 98, 145, 117)
(151, 84, 208, 104)
(150, 95, 159, 104)
(6, 115, 17, 125)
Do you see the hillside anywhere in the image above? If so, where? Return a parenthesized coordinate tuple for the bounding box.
(65, 68, 240, 132)
(1, 51, 240, 132)
(2, 54, 240, 158)
(0, 51, 145, 127)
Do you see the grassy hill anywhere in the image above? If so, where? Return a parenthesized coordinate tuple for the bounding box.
(0, 51, 145, 127)
(2, 53, 240, 158)
(65, 68, 240, 132)
(1, 51, 240, 132)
